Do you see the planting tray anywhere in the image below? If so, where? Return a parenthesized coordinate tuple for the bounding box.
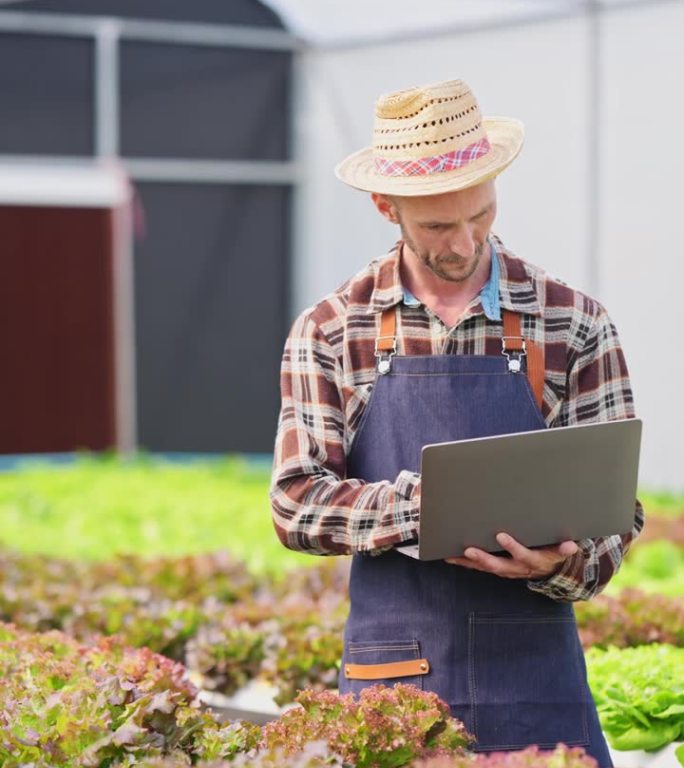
(199, 681, 284, 725)
(609, 742, 682, 768)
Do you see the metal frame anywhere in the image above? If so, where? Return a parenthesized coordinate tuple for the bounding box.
(0, 8, 302, 453)
(111, 191, 137, 454)
(94, 19, 121, 158)
(586, 0, 602, 296)
(1, 0, 678, 449)
(0, 154, 300, 185)
(319, 2, 583, 52)
(0, 10, 301, 48)
(0, 10, 302, 180)
(126, 158, 299, 185)
(310, 0, 681, 51)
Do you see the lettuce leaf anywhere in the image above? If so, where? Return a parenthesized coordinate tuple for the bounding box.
(587, 644, 684, 753)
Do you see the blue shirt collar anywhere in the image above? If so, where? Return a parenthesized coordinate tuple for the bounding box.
(402, 237, 501, 321)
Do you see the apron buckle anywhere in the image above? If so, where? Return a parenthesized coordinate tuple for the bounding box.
(377, 357, 393, 375)
(375, 336, 397, 375)
(501, 336, 526, 373)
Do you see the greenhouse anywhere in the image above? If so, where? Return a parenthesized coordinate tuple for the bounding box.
(0, 1, 682, 767)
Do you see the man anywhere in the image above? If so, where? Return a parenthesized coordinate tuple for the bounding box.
(270, 79, 642, 766)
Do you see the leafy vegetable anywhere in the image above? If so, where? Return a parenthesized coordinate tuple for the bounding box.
(0, 622, 263, 767)
(676, 741, 684, 767)
(0, 624, 478, 768)
(575, 588, 684, 648)
(123, 740, 602, 767)
(607, 540, 684, 596)
(0, 548, 350, 703)
(3, 543, 684, 708)
(0, 453, 310, 573)
(638, 514, 684, 547)
(261, 685, 473, 767)
(586, 644, 684, 752)
(137, 742, 347, 768)
(640, 491, 684, 519)
(412, 744, 598, 767)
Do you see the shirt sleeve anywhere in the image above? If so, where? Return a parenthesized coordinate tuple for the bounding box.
(527, 308, 645, 602)
(270, 312, 420, 556)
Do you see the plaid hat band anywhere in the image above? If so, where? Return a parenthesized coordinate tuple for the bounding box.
(375, 138, 491, 178)
(335, 79, 524, 196)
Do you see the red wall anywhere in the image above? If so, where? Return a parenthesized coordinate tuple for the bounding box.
(0, 205, 117, 453)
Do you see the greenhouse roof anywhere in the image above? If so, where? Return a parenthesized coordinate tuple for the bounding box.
(260, 0, 657, 48)
(0, 0, 664, 49)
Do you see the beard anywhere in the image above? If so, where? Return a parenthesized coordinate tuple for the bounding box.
(401, 227, 485, 283)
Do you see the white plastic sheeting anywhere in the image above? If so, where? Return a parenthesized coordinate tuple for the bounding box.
(0, 161, 130, 207)
(276, 0, 683, 490)
(263, 0, 575, 47)
(262, 0, 655, 47)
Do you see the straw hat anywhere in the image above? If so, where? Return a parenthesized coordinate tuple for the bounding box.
(335, 79, 524, 196)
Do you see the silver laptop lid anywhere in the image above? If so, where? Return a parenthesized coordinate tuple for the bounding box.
(412, 418, 642, 561)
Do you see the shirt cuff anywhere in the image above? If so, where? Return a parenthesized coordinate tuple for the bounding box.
(527, 539, 596, 602)
(395, 469, 421, 503)
(367, 470, 420, 555)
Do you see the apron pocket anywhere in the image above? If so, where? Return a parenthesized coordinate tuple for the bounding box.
(343, 639, 427, 693)
(468, 613, 589, 751)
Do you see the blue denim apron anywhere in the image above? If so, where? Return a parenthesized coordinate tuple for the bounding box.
(339, 314, 612, 766)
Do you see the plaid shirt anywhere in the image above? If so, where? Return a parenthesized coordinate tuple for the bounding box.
(271, 237, 644, 602)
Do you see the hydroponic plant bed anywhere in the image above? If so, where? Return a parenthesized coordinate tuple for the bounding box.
(0, 621, 609, 768)
(0, 453, 681, 574)
(0, 455, 683, 766)
(0, 453, 310, 573)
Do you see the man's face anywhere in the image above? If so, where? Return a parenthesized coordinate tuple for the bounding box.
(381, 181, 497, 283)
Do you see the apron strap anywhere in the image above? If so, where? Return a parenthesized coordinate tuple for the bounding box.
(375, 307, 397, 375)
(502, 310, 545, 411)
(375, 308, 545, 412)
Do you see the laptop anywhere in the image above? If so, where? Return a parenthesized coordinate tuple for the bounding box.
(396, 418, 642, 560)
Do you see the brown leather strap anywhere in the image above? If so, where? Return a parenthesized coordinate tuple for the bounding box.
(377, 308, 397, 352)
(526, 339, 545, 412)
(344, 658, 430, 680)
(502, 310, 525, 351)
(376, 307, 544, 410)
(502, 310, 545, 411)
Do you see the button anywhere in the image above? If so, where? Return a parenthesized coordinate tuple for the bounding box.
(419, 662, 428, 672)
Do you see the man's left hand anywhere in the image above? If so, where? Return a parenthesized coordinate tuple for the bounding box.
(444, 533, 579, 580)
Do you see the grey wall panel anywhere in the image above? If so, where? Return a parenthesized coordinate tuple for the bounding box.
(0, 34, 93, 156)
(133, 182, 290, 453)
(120, 43, 291, 161)
(0, 0, 284, 27)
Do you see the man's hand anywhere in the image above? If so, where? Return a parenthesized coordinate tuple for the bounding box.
(444, 533, 579, 580)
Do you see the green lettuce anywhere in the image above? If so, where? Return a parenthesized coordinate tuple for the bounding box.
(586, 644, 684, 752)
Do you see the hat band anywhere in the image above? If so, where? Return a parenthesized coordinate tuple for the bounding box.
(374, 137, 491, 178)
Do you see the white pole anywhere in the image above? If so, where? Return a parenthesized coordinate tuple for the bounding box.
(94, 19, 121, 158)
(111, 185, 137, 454)
(586, 0, 601, 297)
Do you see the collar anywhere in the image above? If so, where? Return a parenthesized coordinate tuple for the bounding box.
(366, 235, 542, 318)
(477, 238, 501, 320)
